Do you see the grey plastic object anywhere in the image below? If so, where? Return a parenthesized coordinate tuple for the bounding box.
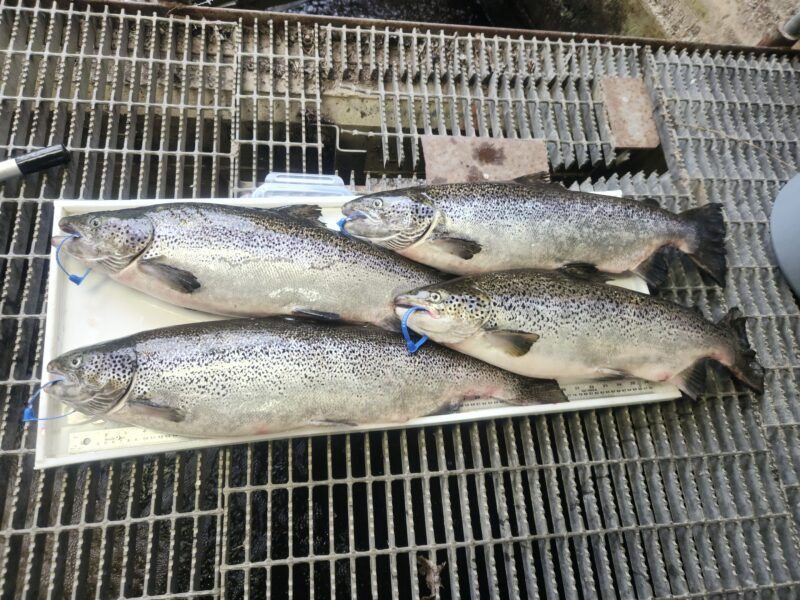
(769, 173, 800, 295)
(249, 172, 353, 197)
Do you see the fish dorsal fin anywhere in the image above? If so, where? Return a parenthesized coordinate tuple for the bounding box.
(558, 263, 614, 284)
(270, 204, 323, 224)
(512, 171, 552, 186)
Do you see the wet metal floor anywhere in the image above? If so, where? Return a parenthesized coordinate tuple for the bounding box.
(0, 1, 799, 598)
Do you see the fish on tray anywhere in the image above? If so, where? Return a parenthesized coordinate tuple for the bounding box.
(44, 318, 567, 437)
(341, 175, 727, 288)
(394, 268, 762, 399)
(53, 203, 443, 330)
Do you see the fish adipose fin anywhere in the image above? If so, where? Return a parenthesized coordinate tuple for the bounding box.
(139, 260, 200, 293)
(428, 237, 482, 260)
(292, 309, 342, 322)
(128, 399, 185, 422)
(558, 263, 614, 284)
(719, 308, 764, 393)
(633, 246, 676, 289)
(270, 204, 323, 224)
(681, 203, 727, 286)
(512, 171, 552, 186)
(486, 330, 540, 357)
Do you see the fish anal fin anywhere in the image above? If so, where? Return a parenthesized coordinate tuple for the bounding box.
(519, 379, 568, 404)
(633, 246, 677, 290)
(512, 171, 552, 186)
(128, 399, 185, 423)
(139, 260, 200, 293)
(672, 359, 711, 400)
(486, 330, 540, 357)
(292, 309, 342, 322)
(308, 419, 358, 427)
(428, 237, 482, 260)
(425, 400, 462, 416)
(593, 368, 627, 380)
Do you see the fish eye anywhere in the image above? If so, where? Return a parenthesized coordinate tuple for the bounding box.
(90, 217, 101, 228)
(372, 198, 383, 209)
(69, 355, 82, 368)
(429, 292, 442, 303)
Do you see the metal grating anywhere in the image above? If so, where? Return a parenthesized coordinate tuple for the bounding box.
(1, 1, 800, 598)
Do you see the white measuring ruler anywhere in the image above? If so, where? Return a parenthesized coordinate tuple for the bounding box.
(68, 426, 186, 454)
(454, 378, 680, 413)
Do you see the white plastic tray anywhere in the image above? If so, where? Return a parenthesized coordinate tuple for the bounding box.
(36, 195, 680, 468)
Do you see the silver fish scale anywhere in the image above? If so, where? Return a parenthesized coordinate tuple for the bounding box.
(1, 2, 800, 598)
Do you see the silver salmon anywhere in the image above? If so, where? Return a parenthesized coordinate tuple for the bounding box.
(341, 177, 726, 287)
(45, 318, 566, 437)
(394, 269, 762, 399)
(55, 203, 442, 330)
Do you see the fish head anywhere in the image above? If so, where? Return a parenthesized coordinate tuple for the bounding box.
(341, 190, 436, 251)
(56, 210, 153, 273)
(45, 346, 137, 416)
(394, 278, 491, 344)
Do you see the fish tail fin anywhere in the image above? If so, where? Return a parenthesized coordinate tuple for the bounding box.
(719, 308, 764, 393)
(512, 378, 568, 405)
(672, 308, 763, 399)
(680, 203, 727, 286)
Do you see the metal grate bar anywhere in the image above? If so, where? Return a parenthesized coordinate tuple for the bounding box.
(1, 1, 800, 598)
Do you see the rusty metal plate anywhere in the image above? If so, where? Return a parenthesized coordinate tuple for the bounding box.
(600, 77, 661, 149)
(421, 135, 549, 183)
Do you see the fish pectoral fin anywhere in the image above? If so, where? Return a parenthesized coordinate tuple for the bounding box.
(292, 309, 342, 322)
(139, 260, 200, 294)
(308, 419, 358, 427)
(428, 237, 482, 260)
(270, 203, 323, 224)
(558, 263, 614, 283)
(512, 171, 552, 186)
(486, 330, 540, 357)
(127, 399, 185, 423)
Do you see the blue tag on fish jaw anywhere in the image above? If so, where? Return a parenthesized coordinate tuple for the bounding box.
(56, 233, 91, 285)
(336, 216, 350, 236)
(22, 378, 75, 422)
(401, 306, 430, 353)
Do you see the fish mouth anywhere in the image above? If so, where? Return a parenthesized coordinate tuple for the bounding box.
(394, 298, 440, 320)
(58, 218, 78, 235)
